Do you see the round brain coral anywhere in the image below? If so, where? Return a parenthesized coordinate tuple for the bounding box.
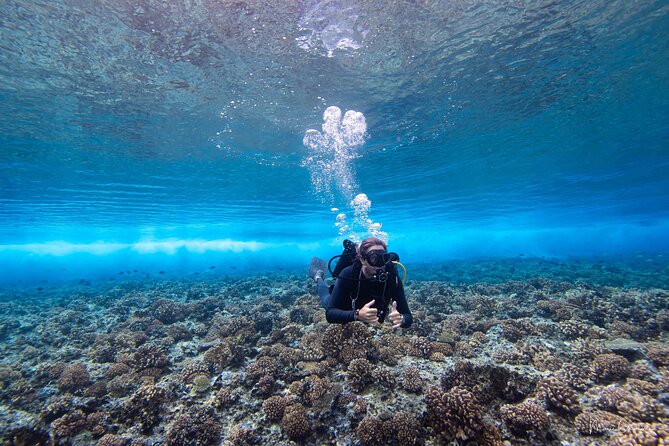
(281, 403, 310, 440)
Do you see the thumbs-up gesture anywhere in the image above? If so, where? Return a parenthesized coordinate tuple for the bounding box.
(388, 301, 403, 328)
(357, 300, 378, 323)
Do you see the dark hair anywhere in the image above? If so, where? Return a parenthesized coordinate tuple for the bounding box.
(357, 237, 387, 261)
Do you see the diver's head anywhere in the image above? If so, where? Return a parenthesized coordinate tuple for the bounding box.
(357, 237, 387, 264)
(357, 237, 391, 280)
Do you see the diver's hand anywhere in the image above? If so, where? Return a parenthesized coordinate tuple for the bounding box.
(388, 301, 403, 328)
(357, 300, 378, 323)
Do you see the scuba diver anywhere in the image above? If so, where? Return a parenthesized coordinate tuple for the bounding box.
(308, 236, 413, 329)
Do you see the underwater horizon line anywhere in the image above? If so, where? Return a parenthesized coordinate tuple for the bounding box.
(0, 239, 321, 256)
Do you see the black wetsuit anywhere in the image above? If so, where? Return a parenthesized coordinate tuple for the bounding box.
(323, 265, 413, 328)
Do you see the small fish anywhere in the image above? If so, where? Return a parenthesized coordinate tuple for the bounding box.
(36, 287, 43, 291)
(209, 266, 216, 269)
(159, 271, 165, 274)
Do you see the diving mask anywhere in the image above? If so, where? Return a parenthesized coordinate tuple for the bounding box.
(364, 250, 399, 268)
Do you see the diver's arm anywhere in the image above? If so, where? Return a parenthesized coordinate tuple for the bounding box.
(394, 279, 413, 328)
(326, 269, 356, 324)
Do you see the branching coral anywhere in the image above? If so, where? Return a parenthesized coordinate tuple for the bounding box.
(179, 362, 210, 383)
(402, 366, 423, 393)
(610, 422, 669, 445)
(356, 416, 389, 446)
(52, 410, 106, 440)
(51, 410, 88, 440)
(281, 403, 310, 440)
(347, 358, 375, 392)
(57, 363, 91, 393)
(393, 412, 422, 446)
(592, 384, 666, 422)
(212, 386, 241, 410)
(123, 384, 167, 432)
(97, 433, 129, 446)
(574, 411, 625, 435)
(105, 363, 130, 379)
(536, 376, 581, 416)
(557, 363, 592, 391)
(321, 322, 377, 364)
(203, 339, 245, 371)
(558, 320, 590, 339)
(224, 424, 258, 446)
(129, 344, 169, 371)
(590, 353, 630, 382)
(425, 386, 484, 441)
(245, 356, 279, 380)
(150, 299, 187, 324)
(408, 336, 432, 358)
(166, 407, 221, 446)
(500, 400, 549, 435)
(647, 346, 669, 367)
(262, 395, 288, 421)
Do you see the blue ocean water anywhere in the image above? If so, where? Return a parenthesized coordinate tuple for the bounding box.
(1, 0, 668, 286)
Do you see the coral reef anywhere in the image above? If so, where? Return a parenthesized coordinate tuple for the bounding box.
(165, 407, 221, 446)
(0, 263, 668, 445)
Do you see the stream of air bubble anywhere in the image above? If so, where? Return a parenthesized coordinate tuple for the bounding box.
(302, 106, 387, 243)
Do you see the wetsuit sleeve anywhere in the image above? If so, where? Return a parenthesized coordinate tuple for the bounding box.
(394, 278, 413, 328)
(326, 268, 356, 324)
